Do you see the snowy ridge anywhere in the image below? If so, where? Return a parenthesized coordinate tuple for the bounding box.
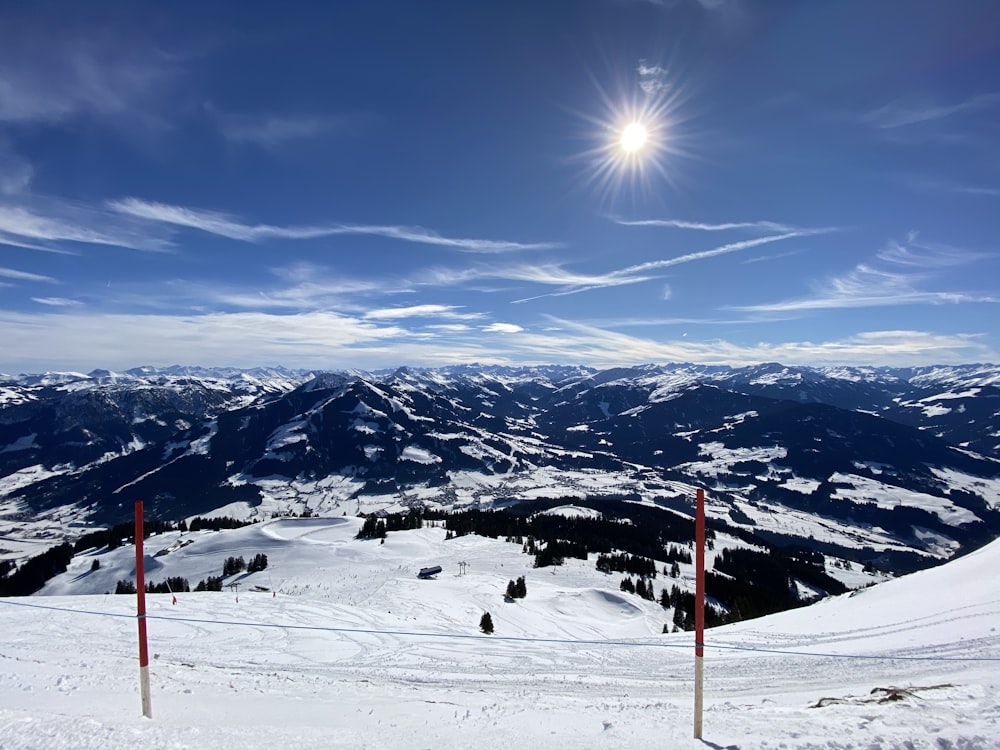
(2, 362, 1000, 576)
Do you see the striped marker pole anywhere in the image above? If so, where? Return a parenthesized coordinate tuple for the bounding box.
(135, 501, 152, 719)
(694, 487, 705, 739)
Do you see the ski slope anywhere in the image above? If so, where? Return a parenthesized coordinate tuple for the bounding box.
(1, 517, 998, 749)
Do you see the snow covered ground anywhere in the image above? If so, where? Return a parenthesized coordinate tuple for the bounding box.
(1, 516, 998, 749)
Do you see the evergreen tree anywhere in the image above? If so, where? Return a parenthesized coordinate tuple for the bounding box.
(90, 558, 101, 572)
(515, 576, 527, 599)
(195, 576, 223, 592)
(0, 542, 74, 597)
(222, 555, 246, 576)
(505, 580, 518, 600)
(479, 611, 494, 634)
(504, 576, 528, 600)
(115, 579, 137, 595)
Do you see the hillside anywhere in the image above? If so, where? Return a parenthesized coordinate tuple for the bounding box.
(2, 363, 999, 583)
(0, 519, 997, 749)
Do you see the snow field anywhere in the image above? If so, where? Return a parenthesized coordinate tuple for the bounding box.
(0, 517, 998, 748)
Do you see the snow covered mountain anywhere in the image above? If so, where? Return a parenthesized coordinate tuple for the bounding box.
(1, 515, 998, 749)
(2, 363, 999, 575)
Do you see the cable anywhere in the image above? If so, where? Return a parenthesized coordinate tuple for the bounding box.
(2, 596, 999, 662)
(696, 640, 1000, 662)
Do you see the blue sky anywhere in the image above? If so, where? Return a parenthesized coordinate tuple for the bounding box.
(1, 0, 999, 373)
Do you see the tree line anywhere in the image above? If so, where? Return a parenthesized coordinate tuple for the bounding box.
(356, 511, 424, 539)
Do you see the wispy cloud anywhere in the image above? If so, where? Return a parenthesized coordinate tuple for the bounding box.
(862, 92, 1000, 129)
(0, 200, 172, 252)
(496, 263, 655, 289)
(0, 266, 56, 283)
(876, 235, 989, 267)
(0, 232, 75, 255)
(637, 61, 669, 96)
(109, 197, 560, 253)
(425, 323, 473, 333)
(0, 15, 184, 129)
(736, 269, 993, 313)
(482, 322, 523, 334)
(621, 231, 821, 275)
(206, 103, 367, 148)
(0, 310, 411, 371)
(31, 297, 83, 307)
(363, 304, 484, 321)
(498, 317, 995, 368)
(616, 218, 801, 233)
(741, 249, 801, 265)
(512, 230, 824, 302)
(218, 114, 332, 146)
(1, 307, 994, 373)
(734, 235, 996, 313)
(508, 267, 657, 303)
(579, 313, 788, 328)
(212, 274, 408, 312)
(0, 146, 32, 195)
(904, 175, 1000, 198)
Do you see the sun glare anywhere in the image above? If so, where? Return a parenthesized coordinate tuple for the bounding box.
(620, 122, 647, 152)
(569, 61, 693, 208)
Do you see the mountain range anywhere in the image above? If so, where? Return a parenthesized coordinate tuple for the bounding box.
(2, 362, 999, 578)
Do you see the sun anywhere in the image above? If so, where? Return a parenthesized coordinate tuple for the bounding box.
(620, 122, 647, 153)
(571, 88, 688, 207)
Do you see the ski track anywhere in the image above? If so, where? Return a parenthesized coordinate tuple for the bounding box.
(1, 520, 999, 748)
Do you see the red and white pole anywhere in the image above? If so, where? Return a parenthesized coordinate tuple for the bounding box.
(135, 501, 152, 719)
(694, 487, 705, 739)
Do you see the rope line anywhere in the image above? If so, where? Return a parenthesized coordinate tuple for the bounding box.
(2, 596, 999, 663)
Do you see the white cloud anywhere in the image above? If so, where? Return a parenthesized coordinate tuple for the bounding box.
(0, 266, 56, 283)
(364, 304, 484, 321)
(0, 199, 172, 252)
(637, 61, 669, 96)
(31, 297, 82, 307)
(0, 310, 408, 372)
(862, 92, 1000, 129)
(620, 231, 820, 275)
(1, 308, 994, 373)
(109, 197, 560, 253)
(511, 231, 825, 303)
(616, 218, 800, 233)
(734, 236, 997, 313)
(0, 233, 74, 254)
(741, 249, 801, 265)
(518, 318, 996, 368)
(482, 323, 523, 334)
(425, 324, 473, 332)
(876, 238, 987, 268)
